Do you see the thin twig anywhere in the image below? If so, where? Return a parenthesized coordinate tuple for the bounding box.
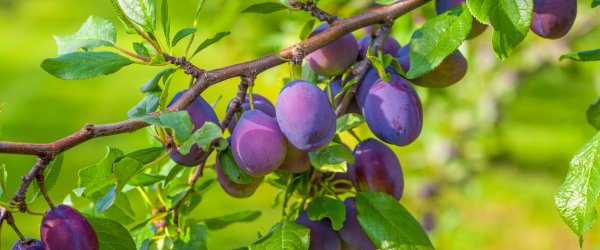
(289, 1, 339, 24)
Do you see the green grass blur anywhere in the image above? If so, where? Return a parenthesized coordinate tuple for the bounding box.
(1, 0, 600, 249)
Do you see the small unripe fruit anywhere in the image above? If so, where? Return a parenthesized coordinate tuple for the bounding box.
(11, 238, 44, 250)
(305, 24, 359, 77)
(41, 204, 99, 250)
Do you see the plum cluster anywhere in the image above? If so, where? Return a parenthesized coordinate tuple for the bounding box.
(12, 204, 98, 250)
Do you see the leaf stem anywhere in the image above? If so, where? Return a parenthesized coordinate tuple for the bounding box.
(137, 187, 157, 209)
(115, 46, 152, 61)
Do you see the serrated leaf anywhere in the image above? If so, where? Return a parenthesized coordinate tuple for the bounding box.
(242, 2, 289, 14)
(54, 16, 116, 55)
(78, 147, 122, 197)
(30, 154, 64, 202)
(192, 31, 231, 57)
(172, 28, 197, 46)
(249, 221, 310, 250)
(299, 19, 316, 41)
(218, 147, 254, 185)
(174, 224, 208, 250)
(178, 122, 222, 155)
(336, 114, 365, 134)
(466, 0, 533, 60)
(204, 210, 262, 230)
(556, 132, 600, 238)
(41, 52, 133, 80)
(86, 216, 137, 250)
(407, 5, 471, 79)
(96, 157, 144, 213)
(356, 192, 434, 250)
(117, 0, 157, 32)
(128, 91, 161, 119)
(309, 142, 354, 173)
(560, 49, 600, 62)
(307, 196, 345, 230)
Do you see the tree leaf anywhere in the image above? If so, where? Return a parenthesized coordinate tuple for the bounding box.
(41, 52, 133, 80)
(336, 114, 365, 134)
(560, 49, 600, 62)
(178, 122, 222, 155)
(195, 0, 207, 22)
(299, 19, 316, 41)
(192, 31, 231, 57)
(241, 2, 289, 14)
(164, 164, 185, 187)
(555, 132, 600, 238)
(133, 111, 193, 143)
(0, 164, 7, 199)
(588, 98, 600, 130)
(54, 16, 116, 55)
(140, 68, 176, 93)
(204, 210, 262, 230)
(96, 157, 144, 213)
(172, 28, 197, 46)
(117, 0, 157, 32)
(218, 147, 254, 185)
(129, 173, 166, 186)
(594, 0, 600, 8)
(30, 154, 64, 202)
(356, 192, 434, 250)
(307, 196, 346, 230)
(128, 91, 161, 119)
(407, 5, 471, 79)
(249, 221, 310, 250)
(161, 0, 170, 45)
(309, 142, 354, 173)
(85, 216, 137, 250)
(120, 147, 164, 164)
(466, 0, 533, 60)
(78, 147, 122, 197)
(174, 224, 208, 250)
(133, 41, 155, 57)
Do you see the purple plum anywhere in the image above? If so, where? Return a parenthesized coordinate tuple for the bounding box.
(40, 204, 99, 250)
(276, 80, 336, 151)
(398, 44, 468, 88)
(295, 212, 342, 250)
(339, 198, 376, 250)
(530, 0, 577, 39)
(231, 110, 287, 176)
(226, 93, 276, 134)
(278, 143, 311, 173)
(215, 155, 263, 198)
(324, 77, 361, 114)
(305, 24, 359, 77)
(11, 238, 44, 250)
(357, 35, 401, 61)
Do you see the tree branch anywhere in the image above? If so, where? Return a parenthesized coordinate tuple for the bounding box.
(289, 1, 339, 24)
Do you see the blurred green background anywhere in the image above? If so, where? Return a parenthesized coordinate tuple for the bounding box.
(1, 0, 600, 249)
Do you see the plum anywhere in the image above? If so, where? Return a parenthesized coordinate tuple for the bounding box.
(166, 90, 219, 166)
(339, 198, 376, 250)
(40, 204, 99, 250)
(397, 44, 468, 88)
(226, 93, 276, 134)
(276, 80, 336, 151)
(295, 212, 341, 250)
(215, 154, 263, 198)
(11, 238, 44, 250)
(364, 75, 423, 146)
(348, 138, 404, 200)
(355, 68, 382, 110)
(231, 110, 287, 176)
(356, 35, 401, 61)
(278, 143, 311, 173)
(435, 0, 487, 39)
(530, 0, 577, 39)
(305, 24, 359, 77)
(324, 77, 361, 114)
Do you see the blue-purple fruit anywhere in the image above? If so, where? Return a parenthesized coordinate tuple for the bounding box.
(348, 138, 404, 200)
(40, 204, 99, 250)
(357, 35, 401, 60)
(530, 0, 577, 39)
(278, 143, 311, 173)
(435, 0, 487, 39)
(215, 155, 263, 198)
(166, 90, 219, 166)
(355, 67, 382, 110)
(305, 24, 359, 77)
(364, 75, 423, 146)
(11, 238, 44, 250)
(226, 94, 276, 134)
(231, 110, 287, 176)
(295, 212, 342, 250)
(339, 198, 376, 250)
(397, 44, 467, 88)
(276, 80, 336, 151)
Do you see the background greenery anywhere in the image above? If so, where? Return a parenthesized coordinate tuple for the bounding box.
(0, 0, 599, 249)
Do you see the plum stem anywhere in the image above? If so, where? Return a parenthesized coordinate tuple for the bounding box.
(36, 172, 55, 210)
(1, 208, 26, 242)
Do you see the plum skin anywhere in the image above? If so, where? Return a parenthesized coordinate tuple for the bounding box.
(435, 0, 487, 39)
(356, 35, 401, 61)
(226, 94, 276, 134)
(295, 212, 341, 250)
(166, 90, 219, 167)
(530, 0, 577, 39)
(339, 198, 376, 250)
(363, 75, 423, 146)
(397, 44, 468, 88)
(40, 204, 99, 250)
(278, 142, 311, 174)
(305, 24, 359, 77)
(348, 138, 404, 200)
(276, 80, 336, 151)
(231, 109, 287, 176)
(215, 153, 263, 198)
(11, 238, 44, 250)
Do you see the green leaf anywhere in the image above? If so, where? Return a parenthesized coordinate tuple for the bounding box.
(114, 158, 145, 193)
(367, 55, 391, 82)
(218, 147, 254, 185)
(174, 224, 208, 250)
(307, 196, 345, 230)
(141, 68, 176, 93)
(466, 0, 533, 60)
(204, 210, 262, 230)
(249, 221, 310, 250)
(356, 192, 434, 250)
(560, 49, 600, 62)
(121, 147, 164, 164)
(192, 31, 231, 57)
(407, 5, 471, 79)
(555, 132, 600, 238)
(164, 164, 185, 187)
(0, 164, 7, 199)
(102, 190, 137, 224)
(96, 185, 118, 214)
(178, 122, 222, 155)
(195, 0, 207, 22)
(54, 16, 116, 55)
(309, 142, 354, 173)
(299, 19, 316, 41)
(172, 28, 197, 46)
(129, 173, 166, 186)
(31, 154, 64, 202)
(86, 216, 136, 250)
(117, 0, 157, 32)
(301, 63, 318, 83)
(161, 0, 170, 45)
(594, 0, 600, 8)
(41, 52, 133, 80)
(128, 91, 161, 119)
(149, 53, 166, 65)
(78, 147, 122, 197)
(133, 111, 193, 143)
(133, 41, 155, 57)
(588, 98, 600, 130)
(242, 2, 289, 14)
(336, 114, 365, 134)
